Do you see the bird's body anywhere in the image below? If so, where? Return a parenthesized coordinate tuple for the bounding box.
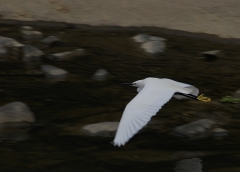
(113, 77, 210, 146)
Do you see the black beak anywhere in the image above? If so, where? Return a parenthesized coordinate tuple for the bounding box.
(121, 83, 133, 86)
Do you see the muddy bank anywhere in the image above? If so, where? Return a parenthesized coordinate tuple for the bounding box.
(1, 0, 240, 39)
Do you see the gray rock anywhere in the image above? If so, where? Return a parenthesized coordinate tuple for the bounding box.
(172, 119, 215, 138)
(40, 36, 62, 47)
(174, 158, 202, 172)
(0, 36, 24, 48)
(0, 45, 7, 57)
(141, 40, 166, 54)
(48, 49, 86, 61)
(0, 37, 24, 60)
(41, 65, 68, 80)
(22, 31, 43, 41)
(20, 26, 43, 41)
(199, 50, 223, 60)
(70, 49, 86, 57)
(22, 45, 44, 63)
(92, 69, 109, 81)
(0, 101, 34, 141)
(212, 128, 229, 138)
(82, 122, 119, 137)
(48, 52, 72, 61)
(132, 34, 166, 43)
(0, 102, 35, 124)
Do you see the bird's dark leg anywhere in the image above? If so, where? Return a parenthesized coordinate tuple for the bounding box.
(175, 92, 211, 102)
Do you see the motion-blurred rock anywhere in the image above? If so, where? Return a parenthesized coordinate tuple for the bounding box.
(70, 48, 86, 57)
(0, 102, 35, 124)
(132, 34, 167, 55)
(41, 64, 68, 80)
(20, 26, 33, 32)
(141, 40, 166, 55)
(172, 119, 215, 138)
(22, 45, 44, 63)
(92, 69, 109, 81)
(0, 45, 7, 57)
(0, 101, 35, 141)
(40, 36, 62, 47)
(199, 50, 223, 61)
(82, 122, 119, 137)
(48, 49, 86, 61)
(0, 36, 24, 60)
(20, 26, 43, 41)
(48, 51, 72, 61)
(132, 34, 166, 43)
(212, 128, 229, 138)
(0, 36, 24, 48)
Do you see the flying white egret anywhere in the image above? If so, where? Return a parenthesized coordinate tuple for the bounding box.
(113, 77, 210, 146)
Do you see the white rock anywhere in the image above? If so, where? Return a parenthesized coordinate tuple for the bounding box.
(132, 34, 166, 43)
(41, 65, 68, 79)
(92, 69, 109, 81)
(20, 26, 33, 32)
(22, 30, 43, 41)
(200, 50, 222, 56)
(20, 26, 43, 41)
(82, 122, 119, 136)
(0, 102, 35, 124)
(141, 40, 166, 54)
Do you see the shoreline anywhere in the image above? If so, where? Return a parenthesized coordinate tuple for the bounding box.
(1, 19, 240, 46)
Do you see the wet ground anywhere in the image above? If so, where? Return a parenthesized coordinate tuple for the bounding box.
(0, 21, 240, 171)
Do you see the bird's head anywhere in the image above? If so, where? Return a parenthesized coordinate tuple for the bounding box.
(122, 80, 144, 88)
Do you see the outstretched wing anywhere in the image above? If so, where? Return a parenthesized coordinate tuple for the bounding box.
(162, 78, 199, 99)
(113, 82, 178, 146)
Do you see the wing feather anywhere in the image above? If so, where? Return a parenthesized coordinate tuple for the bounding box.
(113, 82, 177, 146)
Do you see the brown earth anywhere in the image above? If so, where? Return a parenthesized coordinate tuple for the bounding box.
(0, 0, 240, 38)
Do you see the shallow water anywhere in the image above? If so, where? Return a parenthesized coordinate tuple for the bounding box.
(0, 23, 240, 171)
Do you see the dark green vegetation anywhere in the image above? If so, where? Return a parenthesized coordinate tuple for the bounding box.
(0, 22, 240, 171)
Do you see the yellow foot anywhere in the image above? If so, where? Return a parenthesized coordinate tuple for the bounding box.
(197, 94, 211, 102)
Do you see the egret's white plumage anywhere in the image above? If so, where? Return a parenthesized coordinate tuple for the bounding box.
(113, 77, 198, 146)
